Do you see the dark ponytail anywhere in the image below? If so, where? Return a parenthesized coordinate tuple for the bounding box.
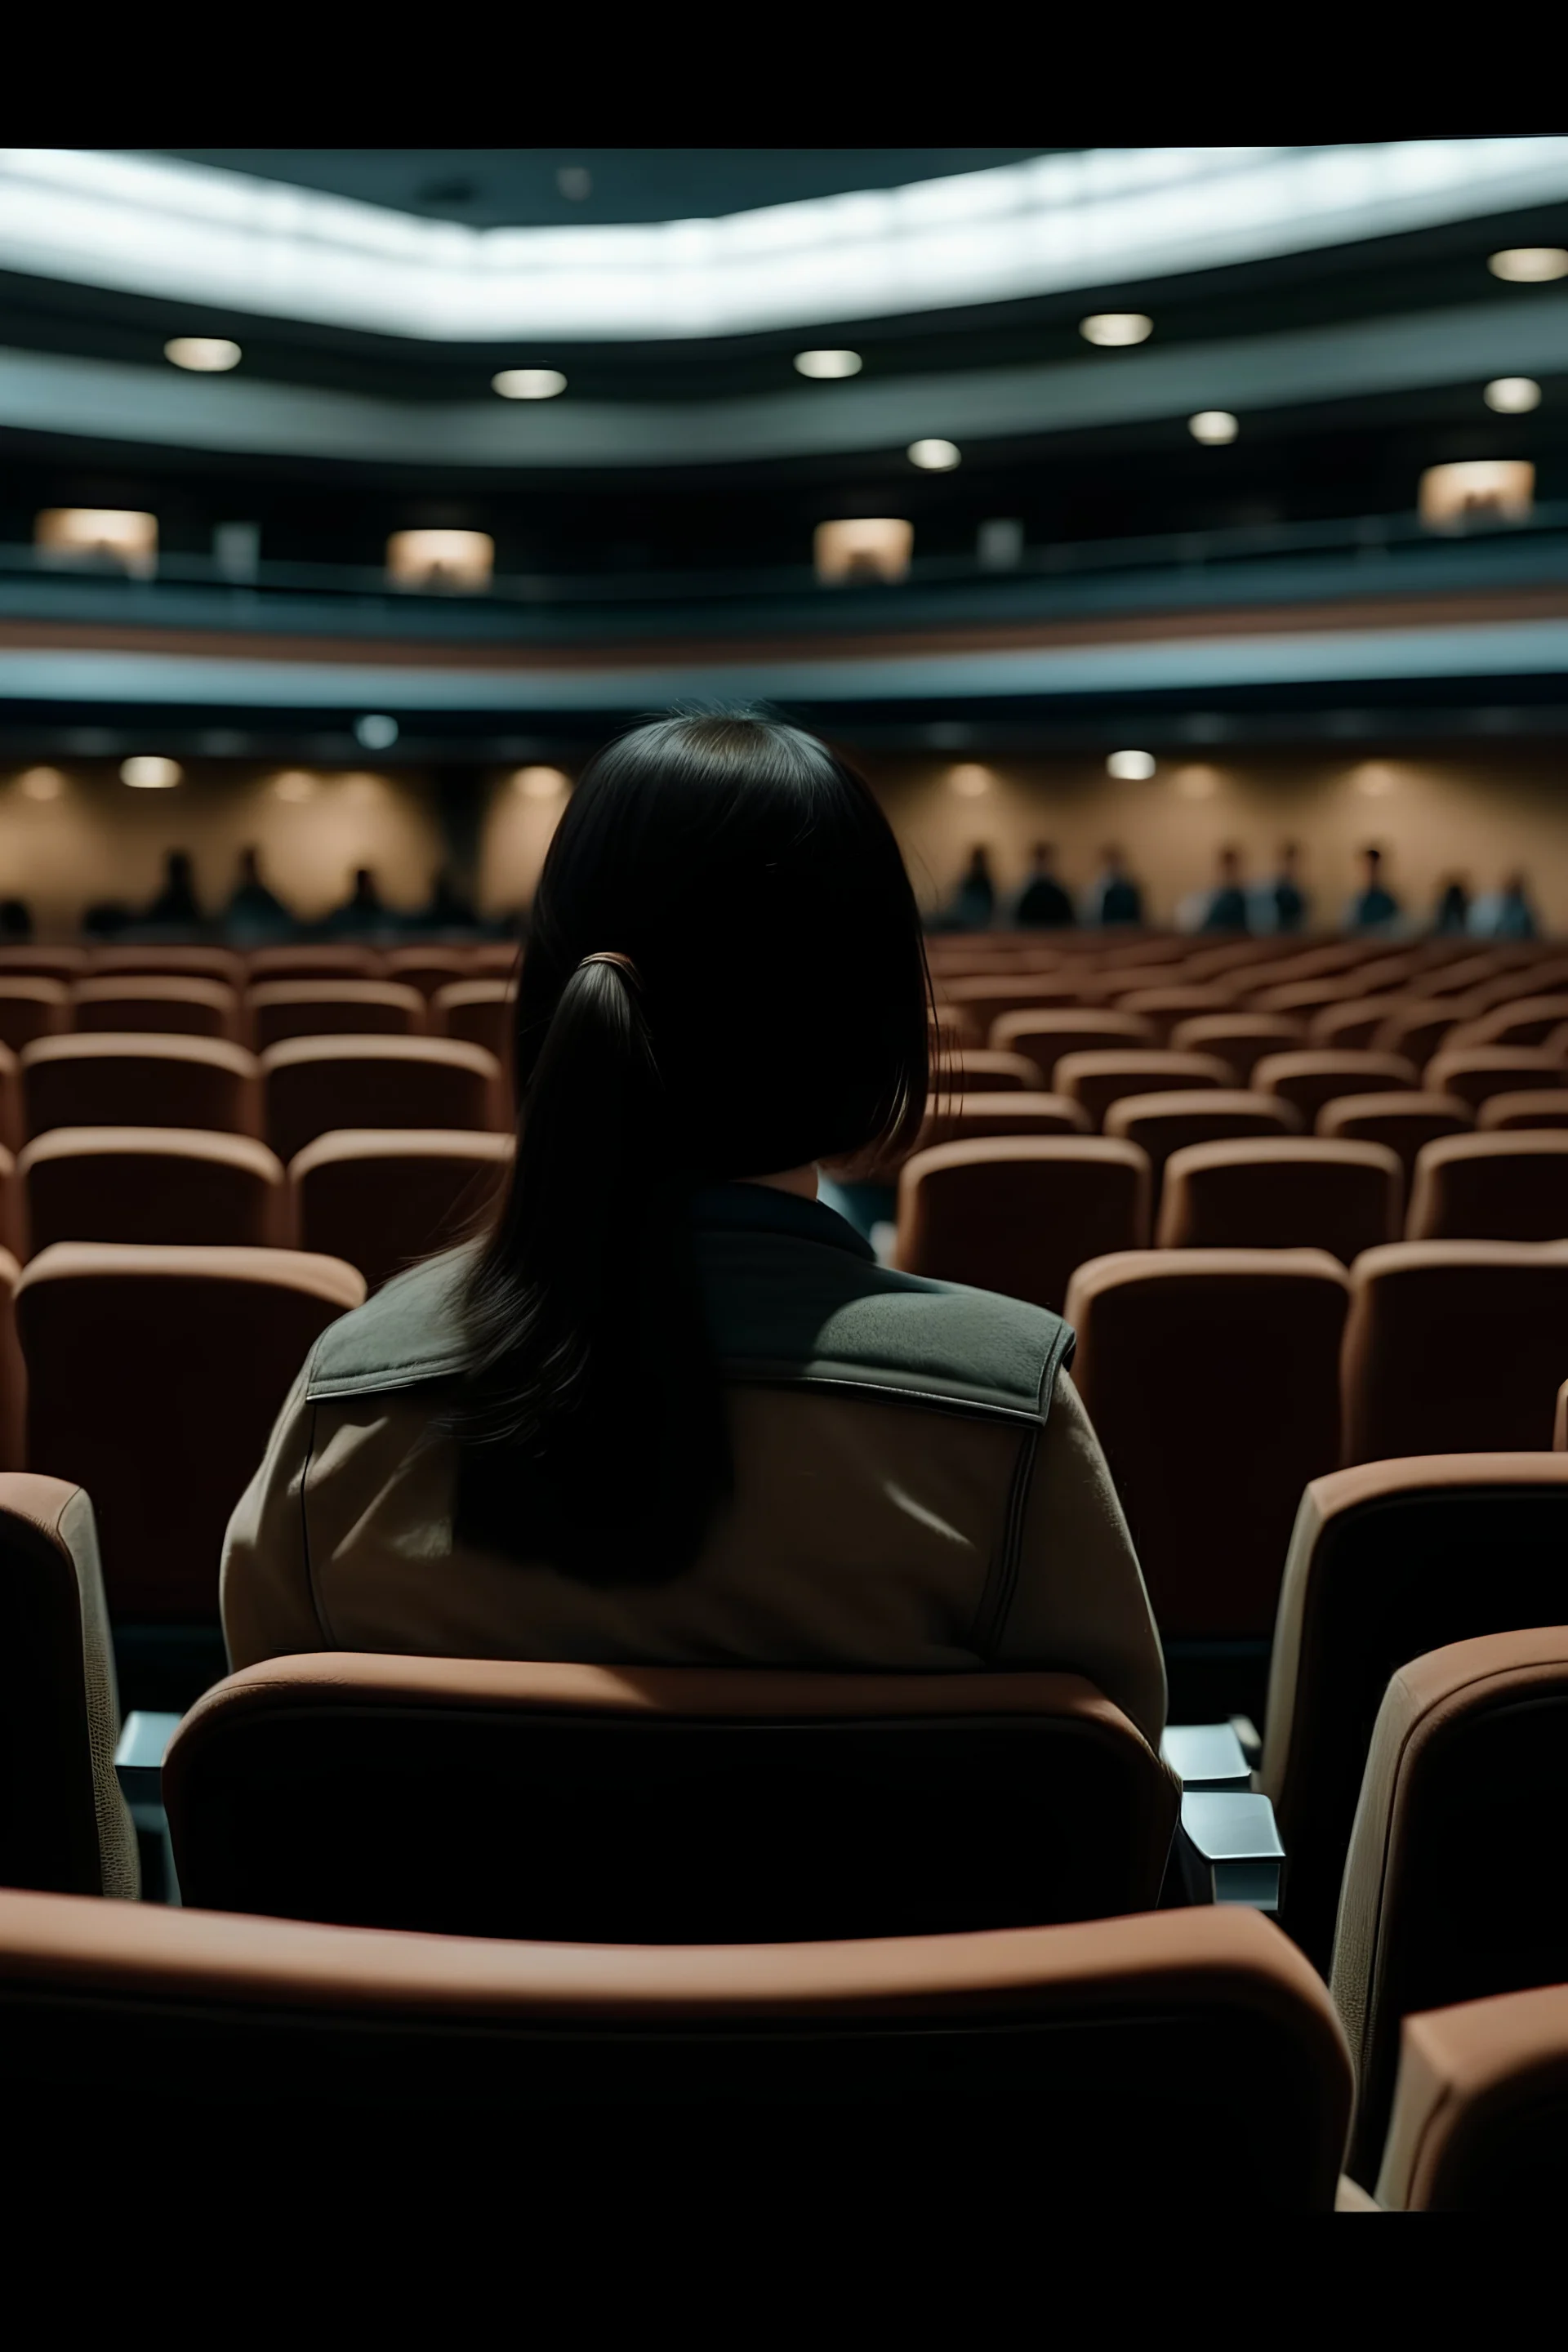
(449, 709, 930, 1584)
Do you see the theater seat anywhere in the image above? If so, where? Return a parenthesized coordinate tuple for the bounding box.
(1054, 1049, 1232, 1131)
(15, 1243, 364, 1617)
(941, 1048, 1045, 1094)
(0, 1476, 137, 1899)
(19, 1128, 285, 1252)
(1156, 1138, 1401, 1261)
(1342, 1242, 1568, 1459)
(1332, 1628, 1568, 2185)
(915, 1092, 1090, 1149)
(0, 1894, 1352, 2207)
(1254, 1049, 1418, 1128)
(261, 1036, 501, 1163)
(382, 948, 474, 997)
(0, 1250, 20, 1468)
(0, 980, 69, 1056)
(1405, 1130, 1568, 1241)
(1316, 1090, 1472, 1181)
(936, 976, 1088, 1036)
(990, 1009, 1154, 1079)
(20, 1036, 261, 1139)
(893, 1138, 1149, 1311)
(289, 1130, 511, 1290)
(89, 946, 246, 987)
(1104, 1091, 1299, 1193)
(1445, 996, 1568, 1048)
(1064, 1249, 1348, 1639)
(0, 948, 87, 987)
(245, 946, 385, 983)
(1477, 1090, 1568, 1131)
(1112, 986, 1239, 1043)
(1310, 998, 1415, 1052)
(71, 977, 241, 1042)
(1259, 1454, 1568, 1973)
(1168, 1012, 1306, 1080)
(1425, 1046, 1566, 1114)
(246, 981, 427, 1051)
(0, 1043, 20, 1154)
(469, 942, 523, 978)
(1377, 1982, 1568, 2211)
(167, 1658, 1178, 1940)
(1371, 999, 1484, 1068)
(433, 978, 513, 1062)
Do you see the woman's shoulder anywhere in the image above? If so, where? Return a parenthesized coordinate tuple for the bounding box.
(305, 1244, 474, 1401)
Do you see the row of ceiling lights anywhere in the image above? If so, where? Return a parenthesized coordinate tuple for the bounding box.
(11, 757, 570, 800)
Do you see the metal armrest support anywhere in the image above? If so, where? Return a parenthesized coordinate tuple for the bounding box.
(1161, 1723, 1284, 1911)
(114, 1711, 184, 1904)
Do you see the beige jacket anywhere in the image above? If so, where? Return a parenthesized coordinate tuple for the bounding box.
(222, 1187, 1165, 1744)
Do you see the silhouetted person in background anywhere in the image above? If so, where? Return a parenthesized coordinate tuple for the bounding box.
(410, 865, 477, 933)
(326, 867, 386, 936)
(1432, 875, 1471, 936)
(946, 845, 996, 931)
(143, 849, 202, 929)
(1346, 844, 1401, 933)
(225, 846, 292, 944)
(1267, 842, 1307, 933)
(1014, 842, 1076, 929)
(1201, 845, 1250, 933)
(1093, 845, 1144, 928)
(1471, 870, 1539, 941)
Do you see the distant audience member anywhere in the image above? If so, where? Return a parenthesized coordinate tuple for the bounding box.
(1470, 870, 1539, 941)
(1432, 875, 1472, 936)
(326, 867, 387, 936)
(1013, 842, 1076, 929)
(944, 845, 996, 932)
(1345, 845, 1401, 933)
(410, 866, 478, 933)
(1093, 845, 1144, 929)
(0, 897, 31, 941)
(1200, 845, 1250, 933)
(142, 850, 203, 930)
(1265, 842, 1307, 934)
(225, 846, 293, 945)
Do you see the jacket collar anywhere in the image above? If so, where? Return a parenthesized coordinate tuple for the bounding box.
(690, 1183, 875, 1261)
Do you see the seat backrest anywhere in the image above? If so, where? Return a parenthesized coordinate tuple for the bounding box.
(0, 949, 87, 986)
(1104, 1090, 1298, 1192)
(88, 947, 246, 985)
(1260, 1454, 1568, 1972)
(468, 941, 523, 978)
(432, 978, 513, 1061)
(1054, 1049, 1232, 1130)
(1405, 1129, 1568, 1241)
(1378, 1981, 1568, 2212)
(1156, 1137, 1401, 1261)
(1446, 995, 1568, 1048)
(243, 946, 386, 982)
(0, 1475, 136, 1899)
(0, 979, 69, 1056)
(0, 1891, 1351, 2205)
(381, 947, 474, 996)
(0, 1041, 22, 1153)
(289, 1129, 511, 1290)
(246, 980, 427, 1052)
(167, 1657, 1178, 1940)
(914, 1091, 1090, 1149)
(934, 976, 1089, 1034)
(1310, 996, 1415, 1052)
(1168, 1012, 1306, 1080)
(893, 1137, 1150, 1311)
(20, 1034, 261, 1139)
(1425, 1046, 1566, 1112)
(1112, 987, 1238, 1043)
(991, 1009, 1154, 1074)
(1477, 1089, 1568, 1130)
(1253, 1049, 1418, 1127)
(940, 1047, 1045, 1094)
(1332, 1628, 1568, 2184)
(19, 1127, 284, 1252)
(0, 1247, 20, 1468)
(260, 1036, 501, 1161)
(1250, 978, 1370, 1018)
(1372, 997, 1486, 1067)
(1342, 1241, 1568, 1459)
(71, 976, 241, 1041)
(1064, 1248, 1349, 1637)
(1316, 1089, 1472, 1178)
(15, 1243, 364, 1616)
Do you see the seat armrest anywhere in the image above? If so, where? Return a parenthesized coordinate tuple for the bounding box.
(1178, 1790, 1285, 1912)
(1161, 1722, 1252, 1790)
(114, 1710, 182, 1811)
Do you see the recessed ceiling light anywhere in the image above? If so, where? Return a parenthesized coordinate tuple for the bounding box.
(515, 765, 569, 800)
(1488, 247, 1568, 283)
(164, 336, 240, 372)
(1485, 376, 1542, 413)
(16, 766, 65, 801)
(492, 368, 567, 400)
(1189, 410, 1239, 444)
(1080, 314, 1152, 347)
(1107, 749, 1156, 780)
(271, 770, 318, 802)
(794, 349, 862, 380)
(354, 715, 399, 750)
(120, 755, 182, 790)
(948, 764, 992, 799)
(907, 439, 960, 471)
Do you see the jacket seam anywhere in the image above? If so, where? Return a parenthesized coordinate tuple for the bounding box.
(298, 1389, 337, 1650)
(969, 1320, 1076, 1658)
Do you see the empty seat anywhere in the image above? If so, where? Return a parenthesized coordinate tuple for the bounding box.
(1406, 1130, 1568, 1241)
(1250, 978, 1370, 1018)
(261, 1036, 501, 1164)
(1557, 1378, 1568, 1450)
(1377, 1982, 1568, 2211)
(940, 1047, 1045, 1094)
(1371, 997, 1483, 1067)
(1111, 987, 1238, 1043)
(1253, 1049, 1418, 1128)
(72, 976, 241, 1042)
(1169, 1012, 1305, 1080)
(1477, 1090, 1568, 1130)
(247, 980, 427, 1051)
(381, 947, 474, 997)
(433, 978, 513, 1062)
(1332, 1628, 1568, 2185)
(19, 1129, 284, 1252)
(20, 1035, 260, 1140)
(0, 1894, 1352, 2209)
(893, 1138, 1149, 1312)
(468, 941, 523, 979)
(1156, 1138, 1401, 1261)
(1105, 1090, 1299, 1192)
(89, 946, 246, 986)
(915, 1092, 1090, 1150)
(1310, 997, 1415, 1052)
(936, 976, 1089, 1036)
(167, 1658, 1177, 1940)
(1260, 1454, 1568, 1974)
(0, 1250, 20, 1468)
(0, 1043, 19, 1153)
(15, 1243, 364, 1616)
(991, 1009, 1154, 1078)
(1317, 1089, 1472, 1180)
(1064, 1248, 1348, 1637)
(1446, 995, 1568, 1048)
(0, 979, 69, 1056)
(1054, 1050, 1232, 1131)
(0, 1147, 16, 1261)
(0, 948, 87, 986)
(0, 1475, 137, 1899)
(245, 946, 385, 982)
(1343, 1242, 1568, 1459)
(290, 1130, 511, 1290)
(1425, 1046, 1566, 1113)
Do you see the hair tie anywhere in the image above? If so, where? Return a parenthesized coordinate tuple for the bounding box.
(578, 951, 643, 991)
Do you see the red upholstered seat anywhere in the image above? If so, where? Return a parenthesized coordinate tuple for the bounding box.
(288, 1129, 512, 1290)
(1253, 1049, 1418, 1127)
(1405, 1130, 1568, 1241)
(20, 1035, 261, 1140)
(246, 981, 427, 1051)
(19, 1128, 284, 1251)
(1168, 1013, 1306, 1081)
(1342, 1242, 1568, 1459)
(261, 1036, 501, 1162)
(0, 980, 69, 1056)
(432, 978, 513, 1062)
(893, 1137, 1150, 1312)
(72, 977, 242, 1042)
(1316, 1089, 1472, 1181)
(1156, 1137, 1401, 1260)
(1054, 1049, 1232, 1130)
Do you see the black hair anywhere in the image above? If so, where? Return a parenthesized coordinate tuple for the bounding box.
(448, 710, 931, 1584)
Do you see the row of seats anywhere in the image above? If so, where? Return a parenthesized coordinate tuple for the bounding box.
(0, 975, 514, 1058)
(0, 943, 517, 987)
